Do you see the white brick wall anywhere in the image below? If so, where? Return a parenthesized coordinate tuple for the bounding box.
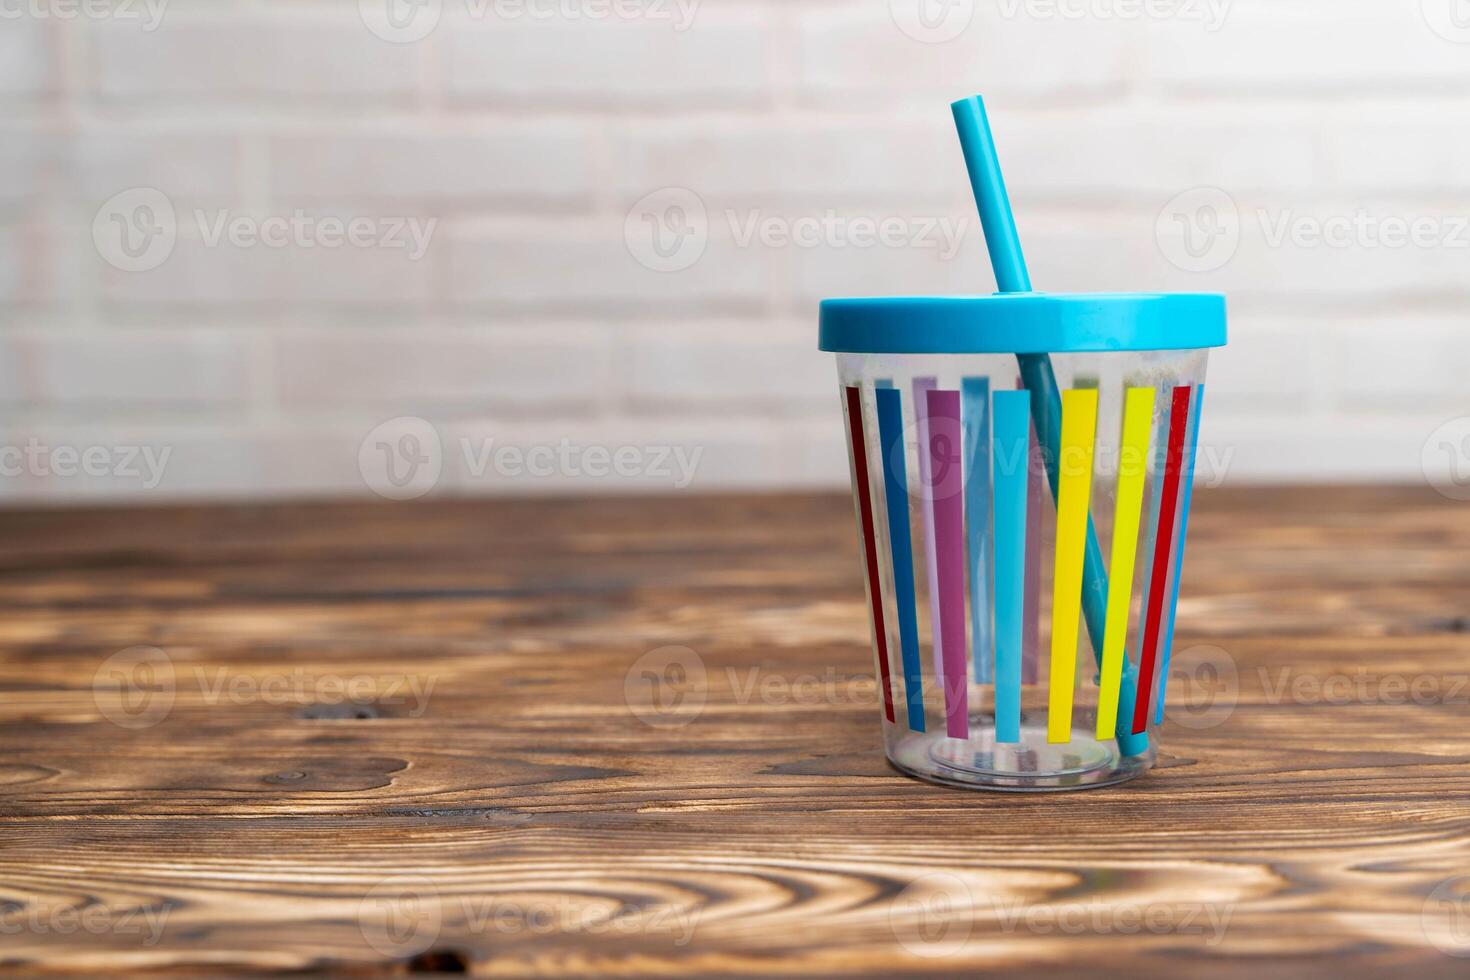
(446, 19, 769, 104)
(0, 21, 50, 98)
(1, 0, 1467, 502)
(93, 20, 422, 100)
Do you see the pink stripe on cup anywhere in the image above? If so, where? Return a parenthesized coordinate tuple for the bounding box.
(912, 377, 944, 681)
(926, 388, 969, 739)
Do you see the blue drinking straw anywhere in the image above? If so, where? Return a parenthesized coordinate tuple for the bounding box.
(951, 95, 1150, 758)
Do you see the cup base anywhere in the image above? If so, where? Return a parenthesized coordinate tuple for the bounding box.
(885, 713, 1155, 792)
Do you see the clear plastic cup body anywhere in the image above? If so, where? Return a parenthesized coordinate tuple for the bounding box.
(837, 348, 1210, 791)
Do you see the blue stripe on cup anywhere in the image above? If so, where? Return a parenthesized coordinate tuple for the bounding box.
(876, 386, 926, 733)
(962, 377, 994, 685)
(992, 390, 1031, 744)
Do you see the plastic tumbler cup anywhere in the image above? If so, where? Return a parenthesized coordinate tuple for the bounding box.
(823, 293, 1226, 790)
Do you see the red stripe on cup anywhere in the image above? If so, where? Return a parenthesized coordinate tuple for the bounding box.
(1132, 385, 1193, 734)
(845, 386, 896, 724)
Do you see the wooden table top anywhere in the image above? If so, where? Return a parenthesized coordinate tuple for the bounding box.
(0, 487, 1467, 976)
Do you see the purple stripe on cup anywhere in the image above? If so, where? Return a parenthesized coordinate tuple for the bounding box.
(913, 377, 944, 681)
(926, 388, 969, 739)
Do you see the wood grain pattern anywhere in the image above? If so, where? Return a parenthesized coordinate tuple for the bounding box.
(0, 488, 1468, 976)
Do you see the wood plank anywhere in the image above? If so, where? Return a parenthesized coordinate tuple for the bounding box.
(0, 488, 1467, 975)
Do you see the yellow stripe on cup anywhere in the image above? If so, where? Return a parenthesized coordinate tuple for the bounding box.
(1048, 388, 1099, 744)
(1095, 386, 1156, 740)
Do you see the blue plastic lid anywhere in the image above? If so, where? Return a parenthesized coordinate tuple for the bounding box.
(819, 292, 1226, 354)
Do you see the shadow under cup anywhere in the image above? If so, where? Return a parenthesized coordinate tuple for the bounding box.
(822, 294, 1228, 791)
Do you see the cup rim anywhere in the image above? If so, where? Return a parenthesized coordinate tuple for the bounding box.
(819, 292, 1226, 354)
